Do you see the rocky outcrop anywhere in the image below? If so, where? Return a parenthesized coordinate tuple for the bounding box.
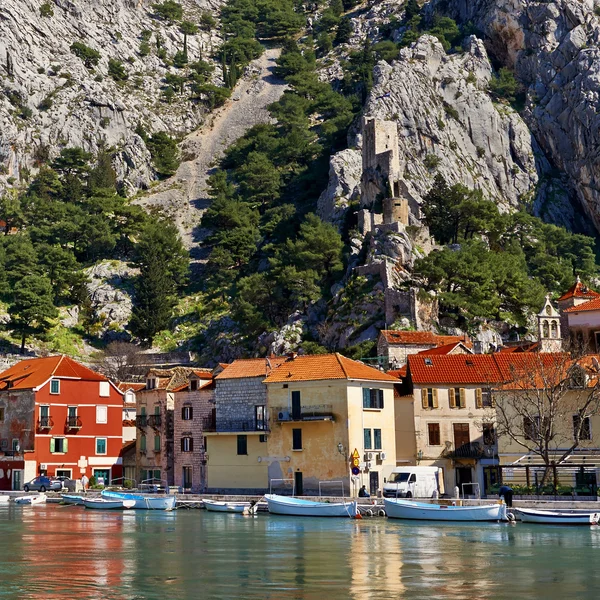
(0, 0, 222, 193)
(361, 34, 540, 212)
(434, 0, 600, 233)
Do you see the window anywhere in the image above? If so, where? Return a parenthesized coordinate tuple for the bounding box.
(56, 469, 71, 478)
(524, 416, 542, 440)
(237, 435, 247, 455)
(259, 434, 267, 443)
(154, 435, 161, 452)
(147, 378, 157, 390)
(428, 423, 441, 446)
(255, 405, 266, 430)
(449, 388, 466, 409)
(182, 406, 193, 421)
(50, 379, 60, 394)
(475, 388, 494, 408)
(373, 429, 382, 450)
(0, 406, 4, 422)
(99, 381, 110, 397)
(68, 406, 77, 418)
(363, 388, 384, 409)
(96, 405, 107, 424)
(183, 466, 192, 489)
(364, 428, 372, 450)
(483, 423, 495, 446)
(50, 438, 68, 453)
(140, 435, 146, 452)
(421, 388, 438, 409)
(11, 438, 19, 451)
(573, 415, 592, 441)
(96, 438, 107, 455)
(181, 437, 193, 452)
(453, 423, 470, 448)
(291, 391, 301, 420)
(190, 379, 199, 391)
(292, 428, 302, 450)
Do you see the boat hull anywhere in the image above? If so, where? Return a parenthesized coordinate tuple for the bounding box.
(0, 495, 10, 503)
(517, 508, 599, 525)
(203, 500, 250, 513)
(102, 490, 176, 510)
(384, 498, 507, 522)
(62, 494, 85, 505)
(14, 494, 46, 506)
(84, 498, 136, 510)
(265, 494, 357, 517)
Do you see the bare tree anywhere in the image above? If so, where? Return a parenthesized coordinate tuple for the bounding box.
(494, 351, 600, 486)
(95, 341, 146, 382)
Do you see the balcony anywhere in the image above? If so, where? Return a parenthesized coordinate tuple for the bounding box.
(66, 416, 82, 430)
(37, 416, 54, 431)
(148, 414, 162, 428)
(136, 415, 148, 428)
(202, 417, 270, 433)
(445, 443, 486, 460)
(273, 405, 335, 422)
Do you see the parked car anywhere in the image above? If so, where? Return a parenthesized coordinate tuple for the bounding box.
(23, 476, 63, 493)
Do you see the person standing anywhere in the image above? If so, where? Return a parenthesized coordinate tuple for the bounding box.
(81, 474, 89, 492)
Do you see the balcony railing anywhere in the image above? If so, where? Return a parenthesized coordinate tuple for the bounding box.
(273, 405, 335, 422)
(136, 415, 148, 428)
(202, 417, 270, 433)
(66, 416, 82, 430)
(148, 414, 162, 428)
(37, 416, 54, 430)
(445, 443, 486, 459)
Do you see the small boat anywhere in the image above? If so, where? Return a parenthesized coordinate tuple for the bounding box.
(14, 494, 47, 506)
(384, 498, 507, 522)
(516, 507, 599, 525)
(265, 494, 358, 517)
(61, 494, 85, 505)
(0, 495, 10, 503)
(83, 498, 136, 510)
(101, 490, 176, 510)
(203, 499, 251, 513)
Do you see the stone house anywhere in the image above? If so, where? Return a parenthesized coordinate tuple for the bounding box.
(172, 371, 215, 493)
(117, 382, 145, 444)
(135, 367, 212, 488)
(206, 357, 287, 494)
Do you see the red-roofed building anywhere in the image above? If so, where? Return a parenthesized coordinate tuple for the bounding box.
(0, 355, 124, 490)
(377, 330, 471, 368)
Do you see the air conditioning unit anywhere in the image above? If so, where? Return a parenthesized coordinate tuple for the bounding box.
(40, 464, 47, 470)
(278, 410, 290, 421)
(366, 461, 372, 469)
(379, 452, 387, 460)
(365, 452, 374, 461)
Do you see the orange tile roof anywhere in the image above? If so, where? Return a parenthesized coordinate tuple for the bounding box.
(417, 341, 472, 356)
(564, 297, 600, 313)
(0, 355, 107, 391)
(408, 355, 503, 385)
(215, 357, 288, 380)
(172, 379, 214, 393)
(192, 368, 214, 379)
(117, 382, 146, 392)
(263, 353, 398, 383)
(558, 280, 600, 302)
(387, 367, 407, 379)
(497, 342, 539, 353)
(380, 330, 469, 347)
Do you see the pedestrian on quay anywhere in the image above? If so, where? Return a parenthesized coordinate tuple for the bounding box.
(499, 485, 513, 507)
(81, 474, 89, 493)
(358, 485, 370, 498)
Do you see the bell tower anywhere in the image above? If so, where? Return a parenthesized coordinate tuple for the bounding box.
(537, 295, 562, 352)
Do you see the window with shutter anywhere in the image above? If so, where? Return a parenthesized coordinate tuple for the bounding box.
(374, 429, 382, 450)
(292, 428, 302, 450)
(421, 389, 428, 409)
(364, 428, 372, 449)
(449, 389, 456, 408)
(363, 388, 371, 408)
(50, 438, 55, 453)
(459, 388, 466, 408)
(140, 435, 146, 451)
(428, 423, 441, 446)
(237, 435, 247, 455)
(154, 435, 160, 452)
(63, 438, 68, 453)
(432, 389, 438, 409)
(475, 388, 483, 408)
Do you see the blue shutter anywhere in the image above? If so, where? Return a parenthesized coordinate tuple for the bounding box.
(362, 388, 370, 408)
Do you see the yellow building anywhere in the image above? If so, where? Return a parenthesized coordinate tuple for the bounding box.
(264, 353, 397, 497)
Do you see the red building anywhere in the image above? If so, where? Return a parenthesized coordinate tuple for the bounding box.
(0, 355, 124, 490)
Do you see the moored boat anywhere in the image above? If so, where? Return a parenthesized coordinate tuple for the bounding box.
(516, 507, 599, 525)
(265, 494, 358, 517)
(0, 495, 10, 503)
(61, 494, 85, 505)
(83, 498, 136, 510)
(101, 490, 176, 510)
(384, 498, 507, 522)
(14, 494, 46, 506)
(203, 499, 251, 513)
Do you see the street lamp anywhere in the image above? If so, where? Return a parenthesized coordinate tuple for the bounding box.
(417, 449, 423, 465)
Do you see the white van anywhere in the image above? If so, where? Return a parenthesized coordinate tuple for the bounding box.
(382, 466, 442, 498)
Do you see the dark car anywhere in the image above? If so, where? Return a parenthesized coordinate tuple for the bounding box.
(23, 476, 63, 493)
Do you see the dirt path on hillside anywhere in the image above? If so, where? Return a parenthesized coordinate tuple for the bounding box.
(139, 48, 286, 263)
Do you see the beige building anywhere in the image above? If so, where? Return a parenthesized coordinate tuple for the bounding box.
(264, 354, 398, 497)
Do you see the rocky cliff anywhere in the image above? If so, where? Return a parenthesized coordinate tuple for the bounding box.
(0, 0, 221, 193)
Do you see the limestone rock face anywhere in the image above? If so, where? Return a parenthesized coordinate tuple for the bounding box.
(0, 0, 222, 193)
(361, 35, 539, 212)
(435, 0, 600, 232)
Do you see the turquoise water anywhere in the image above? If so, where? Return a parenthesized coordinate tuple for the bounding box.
(1, 503, 600, 599)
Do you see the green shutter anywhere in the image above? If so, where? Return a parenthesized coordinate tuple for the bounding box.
(63, 438, 68, 453)
(363, 388, 370, 408)
(140, 435, 146, 451)
(50, 438, 55, 453)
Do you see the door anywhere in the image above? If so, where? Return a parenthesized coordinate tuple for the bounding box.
(93, 469, 110, 487)
(294, 471, 303, 496)
(483, 466, 499, 496)
(255, 405, 265, 430)
(291, 391, 301, 420)
(369, 471, 379, 496)
(453, 423, 470, 451)
(456, 467, 472, 495)
(12, 470, 22, 491)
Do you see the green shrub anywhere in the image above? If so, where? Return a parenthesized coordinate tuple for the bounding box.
(139, 41, 151, 57)
(489, 67, 519, 103)
(70, 42, 101, 68)
(108, 58, 128, 82)
(200, 12, 216, 31)
(40, 2, 54, 17)
(443, 102, 459, 120)
(146, 131, 180, 177)
(152, 1, 183, 23)
(424, 154, 441, 170)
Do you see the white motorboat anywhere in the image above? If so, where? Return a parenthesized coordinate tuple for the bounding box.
(203, 499, 252, 513)
(61, 494, 85, 505)
(101, 490, 176, 510)
(265, 494, 358, 517)
(14, 494, 47, 506)
(83, 498, 136, 510)
(0, 495, 10, 503)
(384, 498, 507, 522)
(516, 507, 599, 525)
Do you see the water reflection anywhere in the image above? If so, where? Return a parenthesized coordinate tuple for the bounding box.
(2, 506, 600, 599)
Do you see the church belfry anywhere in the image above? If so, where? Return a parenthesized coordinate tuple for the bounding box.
(537, 295, 562, 352)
